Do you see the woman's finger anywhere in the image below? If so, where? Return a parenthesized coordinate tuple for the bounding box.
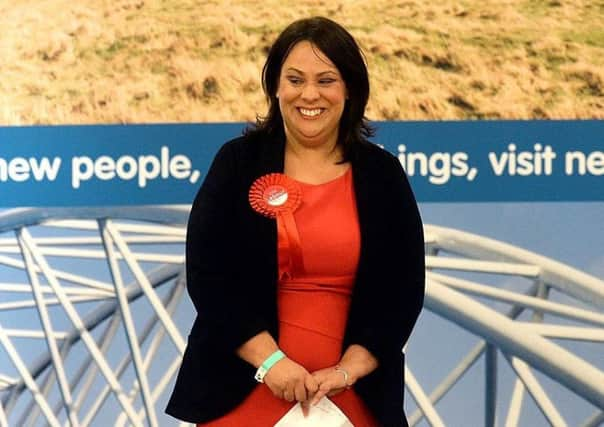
(270, 386, 283, 398)
(311, 389, 327, 406)
(283, 389, 294, 402)
(305, 374, 319, 395)
(301, 401, 310, 417)
(294, 381, 307, 403)
(311, 382, 332, 406)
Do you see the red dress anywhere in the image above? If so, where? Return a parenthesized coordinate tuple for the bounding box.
(200, 168, 378, 426)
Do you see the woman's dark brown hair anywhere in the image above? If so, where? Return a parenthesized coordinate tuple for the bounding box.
(248, 16, 374, 160)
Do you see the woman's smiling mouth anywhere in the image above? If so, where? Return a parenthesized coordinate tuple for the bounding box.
(298, 107, 324, 118)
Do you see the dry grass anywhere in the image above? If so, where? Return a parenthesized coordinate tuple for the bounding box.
(1, 0, 603, 124)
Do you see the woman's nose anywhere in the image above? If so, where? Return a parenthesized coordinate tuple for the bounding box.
(300, 83, 320, 101)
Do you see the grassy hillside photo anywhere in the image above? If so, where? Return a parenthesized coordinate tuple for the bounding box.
(1, 0, 603, 124)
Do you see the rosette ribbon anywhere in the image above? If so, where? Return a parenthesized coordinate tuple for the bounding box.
(249, 173, 303, 279)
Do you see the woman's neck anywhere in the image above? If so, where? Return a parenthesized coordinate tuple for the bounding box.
(284, 139, 349, 185)
(285, 138, 341, 162)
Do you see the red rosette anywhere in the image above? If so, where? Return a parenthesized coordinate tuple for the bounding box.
(249, 173, 302, 218)
(249, 173, 304, 278)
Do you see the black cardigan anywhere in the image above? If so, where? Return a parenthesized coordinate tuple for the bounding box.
(166, 133, 425, 426)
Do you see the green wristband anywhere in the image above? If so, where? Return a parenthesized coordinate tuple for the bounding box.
(254, 350, 285, 383)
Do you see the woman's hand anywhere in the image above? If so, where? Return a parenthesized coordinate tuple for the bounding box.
(311, 344, 379, 405)
(309, 366, 349, 405)
(264, 357, 319, 404)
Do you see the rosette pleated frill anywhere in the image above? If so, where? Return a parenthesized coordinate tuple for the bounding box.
(249, 173, 303, 279)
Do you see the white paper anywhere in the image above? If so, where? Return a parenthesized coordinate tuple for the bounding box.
(273, 397, 354, 427)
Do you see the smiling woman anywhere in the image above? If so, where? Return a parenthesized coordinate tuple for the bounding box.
(277, 41, 347, 153)
(278, 41, 350, 185)
(166, 17, 425, 427)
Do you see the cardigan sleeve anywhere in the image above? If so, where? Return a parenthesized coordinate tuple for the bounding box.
(347, 151, 425, 361)
(344, 148, 425, 426)
(382, 154, 425, 352)
(186, 141, 270, 354)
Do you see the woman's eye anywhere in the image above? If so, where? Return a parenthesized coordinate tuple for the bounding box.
(287, 76, 303, 85)
(319, 78, 336, 85)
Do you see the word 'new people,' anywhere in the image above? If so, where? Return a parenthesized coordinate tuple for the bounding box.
(72, 146, 195, 188)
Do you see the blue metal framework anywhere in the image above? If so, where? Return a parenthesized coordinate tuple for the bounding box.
(0, 208, 602, 426)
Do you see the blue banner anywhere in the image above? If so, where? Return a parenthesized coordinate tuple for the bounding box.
(0, 120, 602, 206)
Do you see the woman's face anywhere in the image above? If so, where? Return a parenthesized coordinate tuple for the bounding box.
(276, 41, 347, 149)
